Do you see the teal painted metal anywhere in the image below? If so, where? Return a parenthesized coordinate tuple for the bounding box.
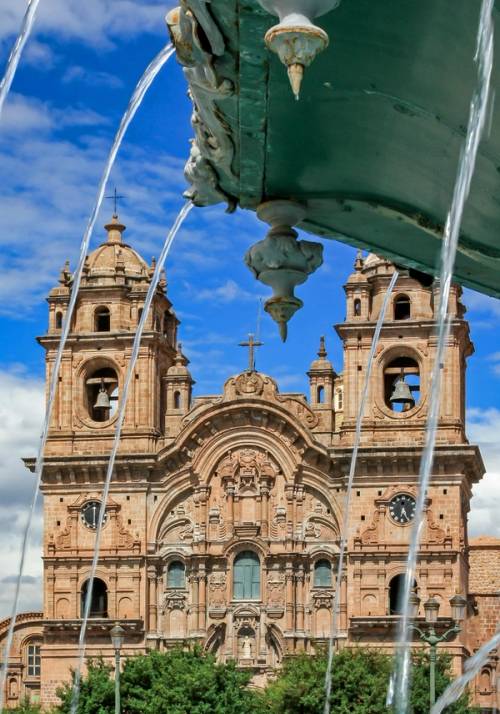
(314, 559, 332, 587)
(172, 0, 500, 298)
(167, 561, 186, 589)
(233, 551, 260, 600)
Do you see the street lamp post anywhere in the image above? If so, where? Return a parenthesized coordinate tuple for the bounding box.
(110, 623, 125, 714)
(408, 593, 467, 709)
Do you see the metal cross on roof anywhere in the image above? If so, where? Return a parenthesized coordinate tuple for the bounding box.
(106, 187, 124, 215)
(239, 333, 263, 373)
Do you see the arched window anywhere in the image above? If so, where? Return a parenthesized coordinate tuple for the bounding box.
(233, 551, 260, 600)
(55, 311, 63, 330)
(26, 642, 41, 677)
(384, 357, 420, 412)
(137, 307, 143, 324)
(394, 295, 411, 320)
(81, 578, 108, 618)
(174, 391, 181, 410)
(85, 366, 119, 422)
(317, 385, 325, 403)
(94, 306, 110, 332)
(167, 561, 185, 589)
(354, 298, 361, 316)
(314, 559, 332, 587)
(389, 575, 416, 615)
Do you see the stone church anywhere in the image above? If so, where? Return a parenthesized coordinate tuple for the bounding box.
(1, 215, 498, 710)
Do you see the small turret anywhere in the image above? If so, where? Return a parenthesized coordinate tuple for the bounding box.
(307, 336, 336, 436)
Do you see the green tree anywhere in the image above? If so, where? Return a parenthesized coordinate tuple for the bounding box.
(10, 698, 42, 714)
(262, 648, 477, 714)
(55, 658, 115, 714)
(55, 648, 262, 714)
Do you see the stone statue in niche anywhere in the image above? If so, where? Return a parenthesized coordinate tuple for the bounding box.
(242, 635, 252, 658)
(238, 628, 256, 661)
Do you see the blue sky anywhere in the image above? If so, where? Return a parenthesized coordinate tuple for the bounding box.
(0, 0, 499, 615)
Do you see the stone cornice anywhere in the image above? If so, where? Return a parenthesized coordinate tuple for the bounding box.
(329, 444, 484, 484)
(25, 454, 156, 486)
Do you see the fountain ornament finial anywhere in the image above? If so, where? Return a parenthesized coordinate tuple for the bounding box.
(245, 200, 323, 342)
(257, 0, 341, 99)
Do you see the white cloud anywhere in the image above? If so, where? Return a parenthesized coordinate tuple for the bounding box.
(196, 279, 260, 304)
(464, 287, 500, 322)
(0, 368, 44, 618)
(0, 0, 175, 51)
(62, 65, 124, 89)
(0, 89, 189, 315)
(467, 407, 500, 539)
(486, 351, 500, 376)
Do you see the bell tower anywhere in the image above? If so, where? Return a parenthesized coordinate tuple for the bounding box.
(336, 253, 482, 640)
(39, 214, 179, 457)
(336, 253, 473, 447)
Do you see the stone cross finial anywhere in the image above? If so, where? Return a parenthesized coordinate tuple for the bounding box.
(106, 187, 124, 216)
(238, 333, 263, 373)
(318, 335, 327, 358)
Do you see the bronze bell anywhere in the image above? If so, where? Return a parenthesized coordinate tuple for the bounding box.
(94, 384, 111, 410)
(390, 376, 415, 407)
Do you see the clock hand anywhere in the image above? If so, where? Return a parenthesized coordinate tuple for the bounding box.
(401, 507, 407, 518)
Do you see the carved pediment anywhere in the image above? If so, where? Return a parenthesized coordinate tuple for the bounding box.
(217, 448, 279, 490)
(160, 518, 195, 545)
(217, 372, 319, 429)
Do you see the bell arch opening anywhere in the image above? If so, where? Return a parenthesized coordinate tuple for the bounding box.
(389, 574, 417, 615)
(81, 577, 108, 618)
(94, 306, 111, 332)
(85, 366, 119, 422)
(384, 356, 420, 412)
(394, 294, 411, 320)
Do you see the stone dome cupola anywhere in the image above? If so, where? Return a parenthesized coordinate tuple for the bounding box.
(308, 335, 334, 374)
(81, 214, 150, 287)
(308, 337, 335, 431)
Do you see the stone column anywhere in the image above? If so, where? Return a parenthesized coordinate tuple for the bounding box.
(296, 566, 305, 632)
(261, 485, 270, 538)
(259, 610, 267, 659)
(340, 574, 348, 630)
(225, 482, 235, 535)
(147, 566, 158, 632)
(198, 565, 207, 632)
(285, 564, 294, 631)
(190, 573, 199, 633)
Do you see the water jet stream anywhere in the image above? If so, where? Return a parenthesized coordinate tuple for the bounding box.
(323, 270, 399, 714)
(389, 2, 494, 711)
(0, 0, 41, 122)
(70, 200, 193, 714)
(431, 629, 500, 714)
(0, 42, 175, 714)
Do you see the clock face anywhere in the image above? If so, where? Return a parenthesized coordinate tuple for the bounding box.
(81, 501, 107, 530)
(389, 494, 416, 524)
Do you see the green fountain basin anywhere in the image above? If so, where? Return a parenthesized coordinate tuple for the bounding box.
(169, 0, 500, 298)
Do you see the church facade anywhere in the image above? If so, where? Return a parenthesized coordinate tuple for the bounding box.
(1, 216, 498, 711)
